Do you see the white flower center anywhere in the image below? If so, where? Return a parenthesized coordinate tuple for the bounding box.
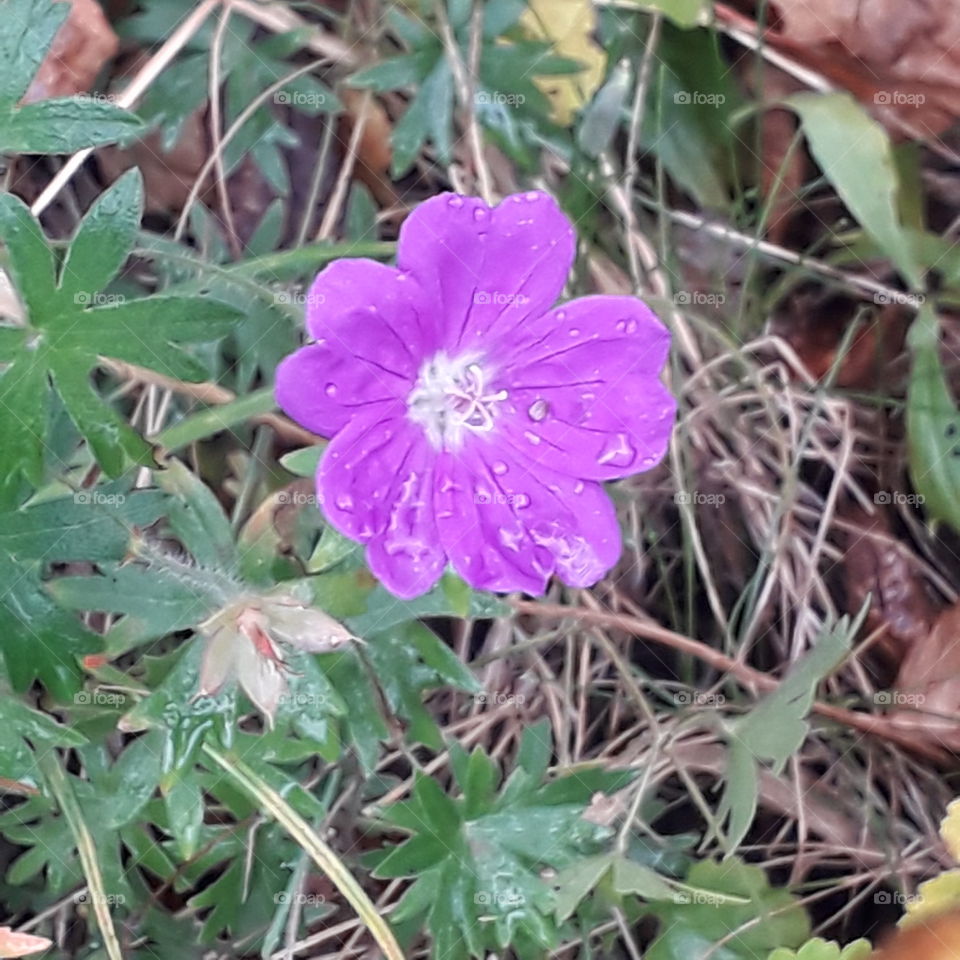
(407, 352, 508, 450)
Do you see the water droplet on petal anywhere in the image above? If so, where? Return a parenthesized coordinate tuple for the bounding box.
(573, 481, 585, 494)
(324, 382, 337, 397)
(528, 399, 549, 422)
(335, 493, 354, 511)
(473, 207, 487, 221)
(447, 196, 464, 208)
(492, 461, 508, 475)
(569, 328, 580, 337)
(525, 191, 540, 201)
(616, 318, 638, 334)
(597, 433, 636, 467)
(524, 431, 542, 445)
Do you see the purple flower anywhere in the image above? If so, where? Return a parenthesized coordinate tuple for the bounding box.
(275, 191, 674, 599)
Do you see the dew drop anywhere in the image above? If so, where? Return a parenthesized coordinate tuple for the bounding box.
(335, 493, 354, 511)
(473, 207, 487, 221)
(524, 430, 542, 445)
(525, 191, 540, 201)
(324, 382, 337, 397)
(573, 481, 585, 494)
(528, 399, 549, 422)
(597, 433, 636, 467)
(616, 318, 638, 334)
(447, 196, 464, 208)
(568, 328, 581, 337)
(492, 461, 508, 475)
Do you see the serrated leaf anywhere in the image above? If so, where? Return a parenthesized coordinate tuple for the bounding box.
(0, 190, 241, 479)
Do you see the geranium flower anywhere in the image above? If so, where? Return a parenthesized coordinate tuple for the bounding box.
(276, 191, 674, 599)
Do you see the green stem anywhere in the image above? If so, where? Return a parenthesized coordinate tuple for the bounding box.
(153, 386, 276, 451)
(38, 752, 123, 960)
(202, 744, 405, 960)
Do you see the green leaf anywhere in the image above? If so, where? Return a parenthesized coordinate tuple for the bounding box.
(552, 852, 614, 922)
(163, 767, 204, 860)
(60, 168, 144, 298)
(907, 304, 960, 533)
(349, 49, 439, 91)
(0, 190, 241, 480)
(769, 939, 873, 960)
(0, 696, 87, 786)
(640, 0, 711, 27)
(372, 742, 617, 957)
(0, 0, 142, 153)
(790, 92, 922, 288)
(646, 859, 810, 960)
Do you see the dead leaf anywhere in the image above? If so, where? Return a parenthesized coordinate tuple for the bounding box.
(0, 927, 52, 959)
(872, 909, 960, 960)
(23, 0, 118, 103)
(521, 0, 606, 125)
(840, 500, 936, 660)
(724, 0, 960, 139)
(889, 602, 960, 748)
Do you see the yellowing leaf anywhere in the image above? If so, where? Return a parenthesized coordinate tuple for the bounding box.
(521, 0, 606, 125)
(0, 927, 51, 958)
(941, 799, 960, 862)
(901, 870, 960, 925)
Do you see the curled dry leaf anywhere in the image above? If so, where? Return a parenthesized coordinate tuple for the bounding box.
(889, 601, 960, 749)
(839, 500, 936, 660)
(0, 927, 52, 959)
(752, 0, 960, 138)
(22, 0, 118, 103)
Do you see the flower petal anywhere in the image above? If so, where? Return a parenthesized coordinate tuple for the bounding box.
(317, 410, 446, 599)
(275, 343, 409, 437)
(434, 441, 621, 593)
(397, 191, 574, 353)
(497, 296, 676, 480)
(305, 258, 433, 372)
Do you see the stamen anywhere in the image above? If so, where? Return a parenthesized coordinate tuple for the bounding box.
(407, 352, 508, 450)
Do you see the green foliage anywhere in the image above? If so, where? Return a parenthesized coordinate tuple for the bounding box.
(907, 303, 960, 533)
(0, 0, 143, 152)
(372, 721, 633, 958)
(769, 939, 873, 960)
(0, 171, 240, 489)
